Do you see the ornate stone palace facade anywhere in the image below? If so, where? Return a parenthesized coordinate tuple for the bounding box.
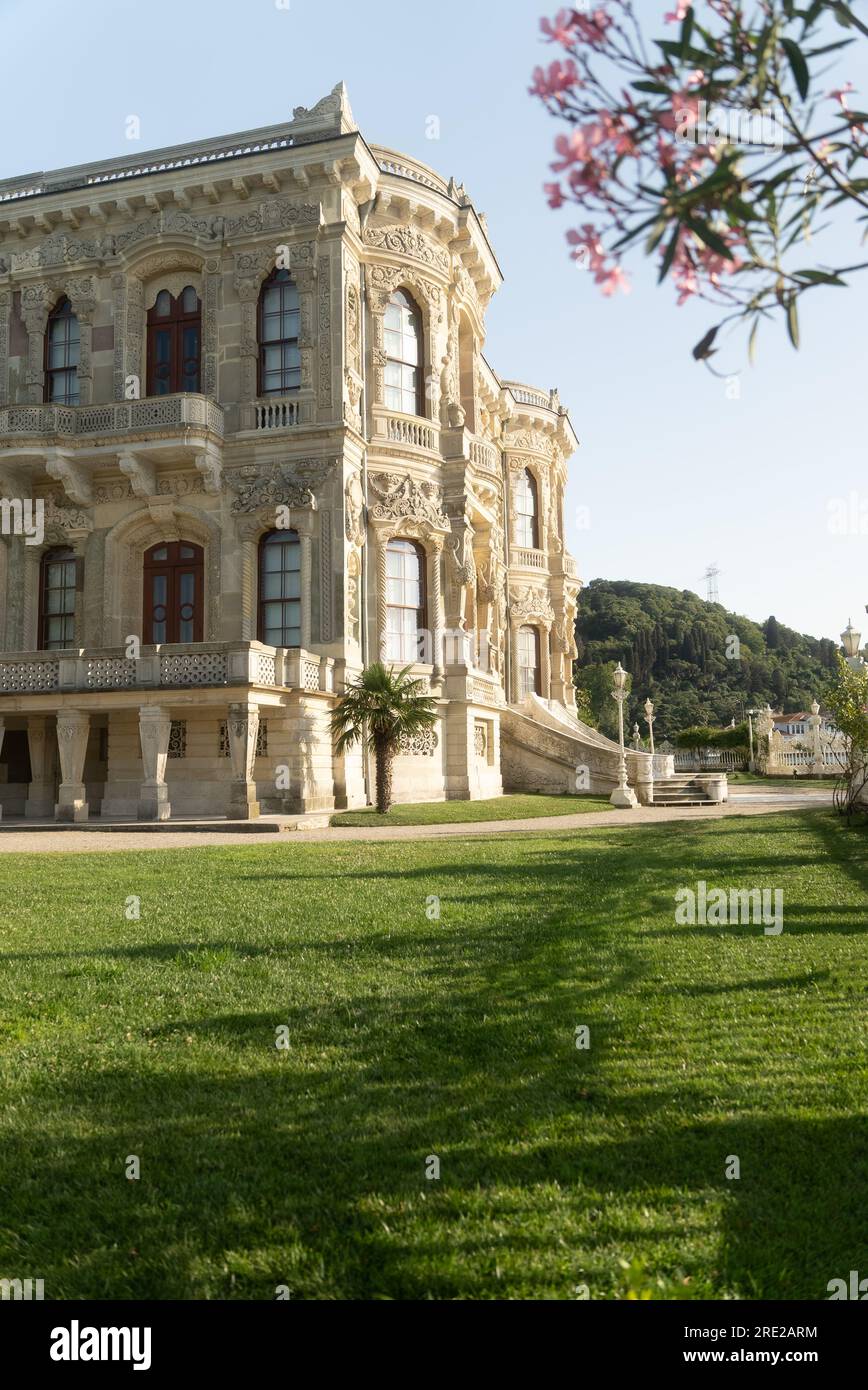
(0, 83, 645, 821)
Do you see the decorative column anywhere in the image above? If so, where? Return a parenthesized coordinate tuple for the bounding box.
(540, 623, 552, 701)
(23, 305, 48, 404)
(25, 716, 55, 819)
(55, 709, 90, 822)
(300, 532, 312, 650)
(609, 663, 637, 809)
(234, 270, 262, 430)
(0, 718, 4, 822)
(226, 701, 260, 819)
(808, 698, 825, 776)
(138, 706, 172, 821)
(430, 537, 444, 680)
(375, 530, 390, 661)
(510, 620, 520, 703)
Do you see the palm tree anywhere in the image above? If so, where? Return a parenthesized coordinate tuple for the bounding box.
(331, 662, 437, 814)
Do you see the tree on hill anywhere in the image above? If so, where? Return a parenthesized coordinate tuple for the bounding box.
(574, 579, 837, 739)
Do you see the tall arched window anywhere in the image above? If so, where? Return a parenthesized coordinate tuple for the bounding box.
(39, 547, 77, 649)
(146, 286, 201, 395)
(386, 538, 426, 663)
(384, 289, 423, 416)
(517, 625, 541, 699)
(259, 269, 300, 395)
(143, 541, 203, 644)
(258, 530, 301, 647)
(514, 468, 539, 549)
(44, 298, 80, 405)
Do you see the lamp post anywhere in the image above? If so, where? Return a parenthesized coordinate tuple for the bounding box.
(610, 663, 638, 808)
(747, 707, 758, 770)
(643, 697, 655, 755)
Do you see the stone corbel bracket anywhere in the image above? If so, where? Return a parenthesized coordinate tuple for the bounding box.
(118, 451, 157, 499)
(45, 451, 92, 507)
(147, 497, 180, 540)
(195, 449, 222, 495)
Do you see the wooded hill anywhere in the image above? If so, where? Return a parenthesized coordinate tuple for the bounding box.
(574, 579, 839, 741)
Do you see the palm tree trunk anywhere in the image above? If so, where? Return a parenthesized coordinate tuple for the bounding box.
(374, 738, 393, 814)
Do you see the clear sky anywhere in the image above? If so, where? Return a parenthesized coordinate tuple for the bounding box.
(2, 0, 864, 644)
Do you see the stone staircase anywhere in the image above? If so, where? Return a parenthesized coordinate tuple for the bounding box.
(650, 774, 720, 807)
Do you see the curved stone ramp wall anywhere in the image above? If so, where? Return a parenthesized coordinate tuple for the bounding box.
(500, 696, 654, 799)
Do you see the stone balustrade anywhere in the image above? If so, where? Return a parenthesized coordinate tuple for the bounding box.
(0, 642, 334, 696)
(0, 393, 224, 443)
(510, 545, 547, 571)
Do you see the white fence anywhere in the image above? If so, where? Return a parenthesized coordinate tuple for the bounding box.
(673, 748, 747, 771)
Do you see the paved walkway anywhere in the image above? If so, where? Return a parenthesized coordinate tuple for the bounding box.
(0, 793, 830, 853)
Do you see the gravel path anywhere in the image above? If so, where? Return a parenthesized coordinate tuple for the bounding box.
(0, 794, 830, 853)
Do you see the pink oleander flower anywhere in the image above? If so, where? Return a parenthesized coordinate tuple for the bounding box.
(567, 226, 630, 295)
(540, 9, 578, 46)
(574, 7, 613, 48)
(545, 181, 566, 209)
(530, 59, 581, 100)
(551, 122, 606, 170)
(597, 263, 631, 296)
(829, 82, 855, 111)
(665, 0, 692, 23)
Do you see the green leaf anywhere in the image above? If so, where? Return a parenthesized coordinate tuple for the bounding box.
(748, 317, 760, 365)
(786, 296, 800, 349)
(658, 225, 681, 283)
(793, 269, 847, 286)
(680, 6, 695, 61)
(630, 80, 671, 94)
(781, 37, 810, 100)
(692, 325, 719, 361)
(684, 216, 735, 260)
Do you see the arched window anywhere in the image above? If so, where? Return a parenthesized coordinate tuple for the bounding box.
(514, 468, 539, 549)
(386, 538, 426, 663)
(143, 541, 203, 644)
(258, 530, 301, 647)
(517, 626, 541, 699)
(384, 289, 423, 416)
(259, 269, 300, 395)
(44, 298, 80, 405)
(39, 547, 77, 649)
(146, 286, 201, 395)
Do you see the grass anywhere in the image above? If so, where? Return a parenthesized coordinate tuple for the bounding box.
(727, 771, 838, 788)
(330, 792, 613, 827)
(0, 810, 865, 1301)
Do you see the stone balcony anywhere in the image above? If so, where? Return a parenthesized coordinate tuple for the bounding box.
(0, 641, 335, 702)
(370, 406, 441, 459)
(0, 393, 224, 450)
(510, 545, 548, 572)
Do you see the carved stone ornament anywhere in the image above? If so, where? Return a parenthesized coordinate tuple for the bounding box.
(363, 224, 450, 275)
(368, 472, 449, 531)
(510, 585, 555, 626)
(226, 465, 316, 515)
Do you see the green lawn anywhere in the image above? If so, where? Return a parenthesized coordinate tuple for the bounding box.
(727, 771, 838, 788)
(0, 810, 865, 1300)
(331, 792, 613, 827)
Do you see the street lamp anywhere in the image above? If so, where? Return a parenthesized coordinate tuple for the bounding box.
(747, 707, 759, 770)
(643, 696, 655, 755)
(610, 663, 638, 808)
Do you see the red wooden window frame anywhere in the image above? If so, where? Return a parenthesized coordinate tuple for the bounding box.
(143, 541, 204, 644)
(146, 286, 201, 396)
